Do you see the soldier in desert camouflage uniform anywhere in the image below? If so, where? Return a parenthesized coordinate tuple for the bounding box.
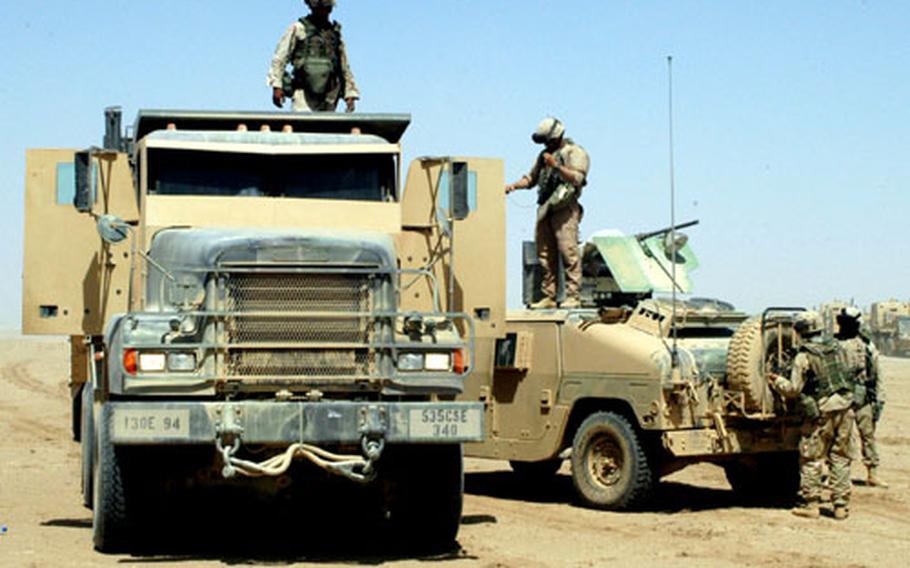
(268, 0, 360, 112)
(506, 118, 590, 309)
(770, 311, 855, 520)
(836, 307, 888, 488)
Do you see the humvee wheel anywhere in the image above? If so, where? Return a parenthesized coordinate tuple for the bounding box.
(80, 382, 94, 509)
(726, 317, 796, 414)
(570, 412, 653, 510)
(93, 407, 135, 552)
(509, 459, 562, 482)
(382, 444, 463, 552)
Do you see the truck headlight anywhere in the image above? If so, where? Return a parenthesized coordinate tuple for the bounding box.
(167, 352, 197, 372)
(424, 352, 451, 371)
(397, 352, 424, 371)
(137, 352, 167, 372)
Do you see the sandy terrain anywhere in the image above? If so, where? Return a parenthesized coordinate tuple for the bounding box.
(1, 335, 907, 567)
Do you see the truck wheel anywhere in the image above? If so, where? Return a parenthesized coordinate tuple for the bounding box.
(80, 382, 94, 509)
(726, 317, 796, 414)
(570, 412, 653, 510)
(382, 444, 463, 552)
(93, 407, 135, 552)
(510, 459, 563, 482)
(723, 452, 799, 500)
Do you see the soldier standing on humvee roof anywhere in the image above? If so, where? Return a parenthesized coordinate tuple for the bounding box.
(769, 311, 855, 520)
(836, 307, 889, 488)
(268, 0, 360, 112)
(506, 118, 590, 309)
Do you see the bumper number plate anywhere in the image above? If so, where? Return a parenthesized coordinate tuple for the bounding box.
(408, 407, 481, 440)
(113, 409, 190, 440)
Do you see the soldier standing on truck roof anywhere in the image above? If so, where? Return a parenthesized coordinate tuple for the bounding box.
(836, 307, 889, 488)
(769, 311, 856, 520)
(268, 0, 360, 113)
(505, 118, 590, 310)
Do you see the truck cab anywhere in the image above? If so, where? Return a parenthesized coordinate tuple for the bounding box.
(23, 109, 498, 551)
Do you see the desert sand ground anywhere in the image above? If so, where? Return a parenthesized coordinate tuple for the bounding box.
(1, 334, 907, 567)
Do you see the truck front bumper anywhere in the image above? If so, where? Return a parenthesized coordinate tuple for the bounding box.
(106, 400, 484, 446)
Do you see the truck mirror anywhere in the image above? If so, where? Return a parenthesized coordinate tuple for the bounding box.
(96, 214, 130, 245)
(451, 162, 470, 221)
(74, 150, 93, 213)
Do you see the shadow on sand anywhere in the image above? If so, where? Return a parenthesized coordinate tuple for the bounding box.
(464, 470, 794, 513)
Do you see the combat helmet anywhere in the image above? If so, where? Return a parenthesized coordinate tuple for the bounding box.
(532, 117, 565, 144)
(305, 0, 336, 8)
(794, 311, 824, 336)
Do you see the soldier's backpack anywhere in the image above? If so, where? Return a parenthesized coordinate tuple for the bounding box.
(802, 337, 853, 400)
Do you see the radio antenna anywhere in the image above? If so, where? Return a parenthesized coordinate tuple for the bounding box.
(667, 55, 679, 371)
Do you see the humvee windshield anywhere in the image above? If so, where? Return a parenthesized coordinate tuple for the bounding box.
(148, 149, 397, 202)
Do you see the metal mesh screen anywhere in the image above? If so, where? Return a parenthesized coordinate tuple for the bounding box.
(226, 349, 373, 377)
(221, 272, 376, 378)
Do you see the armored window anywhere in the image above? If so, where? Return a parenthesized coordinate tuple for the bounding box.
(148, 150, 397, 202)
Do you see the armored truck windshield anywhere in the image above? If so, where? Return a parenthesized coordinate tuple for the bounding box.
(149, 149, 396, 202)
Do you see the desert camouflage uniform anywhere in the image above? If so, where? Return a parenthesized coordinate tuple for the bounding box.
(267, 17, 360, 111)
(526, 141, 590, 301)
(773, 349, 854, 508)
(842, 336, 884, 468)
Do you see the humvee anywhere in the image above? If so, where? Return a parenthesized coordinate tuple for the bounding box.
(451, 223, 807, 509)
(869, 300, 910, 357)
(22, 108, 503, 551)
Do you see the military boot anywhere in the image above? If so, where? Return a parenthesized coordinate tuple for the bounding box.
(529, 297, 557, 310)
(867, 467, 889, 488)
(791, 503, 821, 519)
(833, 506, 849, 521)
(560, 296, 582, 309)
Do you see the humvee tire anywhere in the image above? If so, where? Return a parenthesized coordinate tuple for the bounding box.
(509, 459, 562, 482)
(93, 408, 134, 552)
(570, 412, 653, 510)
(726, 317, 795, 414)
(382, 444, 463, 552)
(80, 382, 94, 509)
(723, 452, 799, 501)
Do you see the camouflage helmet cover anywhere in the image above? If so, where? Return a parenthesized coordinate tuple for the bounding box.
(305, 0, 336, 8)
(839, 306, 862, 321)
(794, 310, 824, 336)
(532, 117, 565, 144)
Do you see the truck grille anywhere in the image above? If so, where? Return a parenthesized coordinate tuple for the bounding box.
(221, 273, 376, 378)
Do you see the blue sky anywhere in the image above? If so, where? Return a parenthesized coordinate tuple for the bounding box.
(1, 1, 908, 328)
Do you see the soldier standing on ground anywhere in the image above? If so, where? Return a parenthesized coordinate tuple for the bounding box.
(505, 118, 590, 309)
(268, 0, 360, 112)
(836, 307, 888, 488)
(769, 311, 855, 520)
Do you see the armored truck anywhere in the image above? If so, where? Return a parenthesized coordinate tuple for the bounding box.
(450, 225, 806, 509)
(23, 109, 500, 551)
(869, 300, 910, 357)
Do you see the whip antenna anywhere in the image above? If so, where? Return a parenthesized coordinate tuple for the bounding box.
(667, 55, 679, 371)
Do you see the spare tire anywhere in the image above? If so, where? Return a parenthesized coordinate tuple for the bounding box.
(726, 317, 797, 414)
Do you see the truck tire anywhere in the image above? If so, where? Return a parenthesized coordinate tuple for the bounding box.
(726, 317, 795, 414)
(81, 382, 94, 509)
(93, 407, 135, 552)
(570, 412, 653, 510)
(723, 452, 799, 501)
(510, 459, 563, 482)
(382, 444, 463, 552)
